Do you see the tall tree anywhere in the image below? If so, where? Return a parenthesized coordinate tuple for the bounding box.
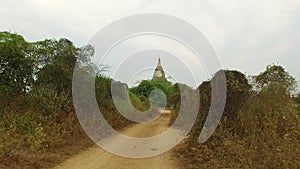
(34, 38, 93, 95)
(254, 65, 296, 94)
(0, 32, 34, 93)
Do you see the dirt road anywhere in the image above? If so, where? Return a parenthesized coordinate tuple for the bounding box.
(54, 112, 181, 169)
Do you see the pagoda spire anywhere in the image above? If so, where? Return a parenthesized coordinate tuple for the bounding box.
(152, 56, 166, 81)
(158, 57, 161, 67)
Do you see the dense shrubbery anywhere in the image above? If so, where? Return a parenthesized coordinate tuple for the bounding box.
(197, 70, 251, 132)
(167, 83, 193, 125)
(95, 76, 149, 128)
(0, 91, 89, 168)
(0, 32, 144, 168)
(130, 79, 175, 98)
(173, 65, 300, 169)
(169, 70, 251, 133)
(130, 79, 176, 108)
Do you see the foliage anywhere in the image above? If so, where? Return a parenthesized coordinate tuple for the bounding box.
(254, 64, 296, 93)
(129, 92, 150, 111)
(234, 84, 300, 168)
(130, 80, 155, 97)
(130, 79, 175, 98)
(175, 67, 300, 169)
(167, 83, 193, 124)
(0, 32, 34, 93)
(188, 70, 251, 137)
(34, 39, 93, 96)
(0, 32, 135, 168)
(130, 79, 176, 109)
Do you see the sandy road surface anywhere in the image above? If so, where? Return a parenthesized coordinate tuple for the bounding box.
(54, 112, 181, 169)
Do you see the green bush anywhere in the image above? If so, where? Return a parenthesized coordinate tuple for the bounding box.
(130, 79, 175, 99)
(129, 92, 150, 111)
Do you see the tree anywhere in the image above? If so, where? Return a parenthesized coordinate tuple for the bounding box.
(0, 32, 34, 93)
(130, 79, 175, 98)
(254, 65, 296, 94)
(34, 38, 93, 95)
(130, 80, 156, 98)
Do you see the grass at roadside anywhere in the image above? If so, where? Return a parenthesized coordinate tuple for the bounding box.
(0, 83, 147, 168)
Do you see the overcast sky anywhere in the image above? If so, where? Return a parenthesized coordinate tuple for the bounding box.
(1, 0, 299, 88)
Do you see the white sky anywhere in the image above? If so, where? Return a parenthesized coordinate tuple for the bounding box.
(1, 0, 300, 88)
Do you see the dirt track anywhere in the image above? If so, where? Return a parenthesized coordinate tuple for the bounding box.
(54, 112, 180, 169)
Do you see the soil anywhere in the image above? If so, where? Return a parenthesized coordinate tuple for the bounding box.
(54, 111, 181, 169)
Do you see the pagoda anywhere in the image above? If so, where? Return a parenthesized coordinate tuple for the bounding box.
(152, 58, 166, 81)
